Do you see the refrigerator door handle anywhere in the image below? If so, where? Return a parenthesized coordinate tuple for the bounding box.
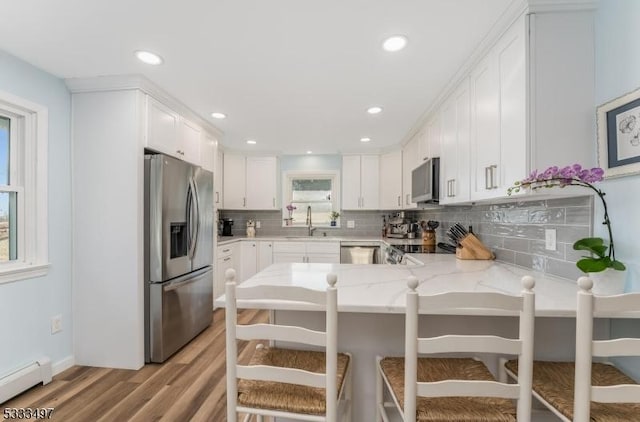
(191, 177, 201, 259)
(187, 177, 199, 260)
(186, 180, 193, 255)
(163, 268, 209, 292)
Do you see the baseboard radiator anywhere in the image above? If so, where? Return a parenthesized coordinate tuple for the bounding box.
(0, 358, 52, 404)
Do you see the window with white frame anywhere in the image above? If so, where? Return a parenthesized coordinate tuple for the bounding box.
(282, 171, 340, 227)
(0, 91, 49, 283)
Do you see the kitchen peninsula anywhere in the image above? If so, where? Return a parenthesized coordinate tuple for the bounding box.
(215, 254, 621, 421)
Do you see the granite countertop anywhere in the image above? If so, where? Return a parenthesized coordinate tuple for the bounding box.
(214, 254, 593, 317)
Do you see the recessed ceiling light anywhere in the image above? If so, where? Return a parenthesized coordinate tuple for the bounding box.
(306, 150, 313, 154)
(246, 140, 256, 145)
(367, 106, 383, 115)
(360, 137, 372, 143)
(382, 35, 408, 52)
(135, 50, 163, 65)
(211, 112, 227, 119)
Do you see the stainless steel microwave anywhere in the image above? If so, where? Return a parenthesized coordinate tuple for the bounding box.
(411, 157, 440, 203)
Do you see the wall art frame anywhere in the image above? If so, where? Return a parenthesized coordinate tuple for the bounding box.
(597, 86, 640, 178)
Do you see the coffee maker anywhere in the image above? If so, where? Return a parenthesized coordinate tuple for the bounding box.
(221, 218, 234, 236)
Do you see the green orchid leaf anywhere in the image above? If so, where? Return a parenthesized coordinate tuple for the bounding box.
(576, 257, 608, 273)
(573, 238, 608, 258)
(611, 260, 627, 271)
(573, 237, 604, 249)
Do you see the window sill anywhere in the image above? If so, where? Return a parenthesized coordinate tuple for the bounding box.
(0, 263, 51, 285)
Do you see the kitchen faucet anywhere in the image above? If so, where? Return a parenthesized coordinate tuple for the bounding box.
(306, 206, 316, 236)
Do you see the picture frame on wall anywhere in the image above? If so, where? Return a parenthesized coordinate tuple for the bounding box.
(597, 86, 640, 178)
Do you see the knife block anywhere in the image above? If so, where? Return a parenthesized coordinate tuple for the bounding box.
(455, 234, 495, 260)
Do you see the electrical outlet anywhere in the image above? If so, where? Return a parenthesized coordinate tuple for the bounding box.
(256, 221, 261, 229)
(545, 229, 556, 251)
(347, 220, 355, 229)
(51, 315, 62, 334)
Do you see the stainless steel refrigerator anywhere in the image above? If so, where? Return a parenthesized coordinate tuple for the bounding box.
(144, 153, 214, 363)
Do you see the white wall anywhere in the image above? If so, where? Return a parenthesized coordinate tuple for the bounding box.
(0, 50, 72, 376)
(594, 0, 640, 379)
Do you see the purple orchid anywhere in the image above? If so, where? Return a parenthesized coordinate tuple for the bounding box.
(508, 164, 622, 271)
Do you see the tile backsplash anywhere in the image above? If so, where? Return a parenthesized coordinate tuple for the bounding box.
(218, 210, 391, 238)
(409, 196, 594, 280)
(220, 196, 593, 280)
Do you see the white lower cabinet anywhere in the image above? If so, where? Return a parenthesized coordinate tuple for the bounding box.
(239, 240, 274, 281)
(273, 241, 340, 263)
(257, 241, 274, 271)
(240, 241, 258, 281)
(215, 243, 238, 306)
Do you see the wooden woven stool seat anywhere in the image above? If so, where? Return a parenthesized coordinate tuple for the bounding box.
(380, 357, 517, 422)
(505, 360, 640, 422)
(237, 347, 351, 416)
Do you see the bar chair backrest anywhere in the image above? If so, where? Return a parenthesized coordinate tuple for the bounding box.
(405, 275, 536, 422)
(225, 268, 340, 422)
(573, 276, 640, 421)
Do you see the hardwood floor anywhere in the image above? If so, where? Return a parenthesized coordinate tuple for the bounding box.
(1, 309, 268, 422)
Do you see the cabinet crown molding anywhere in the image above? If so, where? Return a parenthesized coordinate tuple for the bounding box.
(65, 74, 223, 138)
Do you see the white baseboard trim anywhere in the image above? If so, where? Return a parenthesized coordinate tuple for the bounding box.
(51, 356, 75, 377)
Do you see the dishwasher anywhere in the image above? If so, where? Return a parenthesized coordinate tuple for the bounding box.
(340, 242, 382, 264)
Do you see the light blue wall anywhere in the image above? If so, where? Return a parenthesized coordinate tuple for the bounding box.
(594, 0, 640, 380)
(594, 0, 640, 293)
(0, 51, 72, 376)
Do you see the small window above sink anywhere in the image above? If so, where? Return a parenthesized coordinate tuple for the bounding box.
(282, 170, 340, 228)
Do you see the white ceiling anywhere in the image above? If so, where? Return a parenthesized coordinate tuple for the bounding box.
(0, 0, 512, 154)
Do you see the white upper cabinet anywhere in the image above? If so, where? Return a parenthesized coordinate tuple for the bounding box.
(201, 133, 216, 173)
(180, 118, 202, 166)
(223, 154, 277, 210)
(432, 9, 595, 204)
(246, 156, 277, 209)
(223, 154, 246, 209)
(470, 15, 526, 201)
(439, 79, 471, 205)
(342, 155, 361, 210)
(342, 155, 379, 210)
(214, 149, 223, 206)
(426, 116, 441, 160)
(145, 95, 210, 167)
(379, 150, 403, 210)
(402, 136, 420, 209)
(146, 96, 180, 156)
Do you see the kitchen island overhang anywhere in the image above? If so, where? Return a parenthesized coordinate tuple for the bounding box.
(217, 256, 632, 421)
(215, 254, 584, 317)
